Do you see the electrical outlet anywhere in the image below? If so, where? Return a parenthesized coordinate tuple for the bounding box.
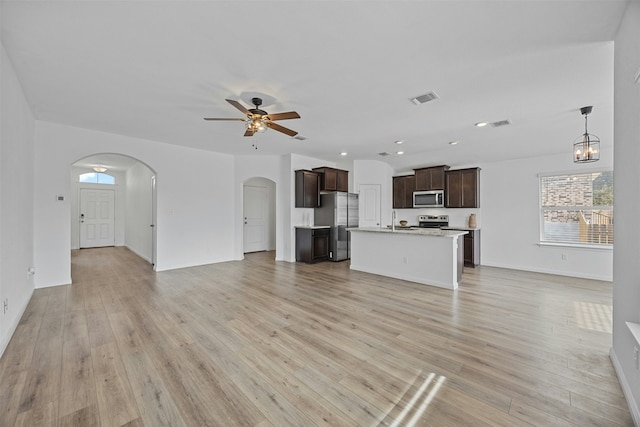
(3, 298, 7, 315)
(561, 253, 568, 261)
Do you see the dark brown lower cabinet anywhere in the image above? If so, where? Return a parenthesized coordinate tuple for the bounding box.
(295, 227, 329, 263)
(447, 228, 481, 267)
(463, 229, 481, 267)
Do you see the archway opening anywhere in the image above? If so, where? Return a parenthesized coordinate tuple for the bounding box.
(71, 153, 157, 267)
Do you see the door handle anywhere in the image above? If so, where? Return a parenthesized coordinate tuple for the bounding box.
(150, 224, 155, 228)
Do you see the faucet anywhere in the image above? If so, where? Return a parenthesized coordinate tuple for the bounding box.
(392, 210, 396, 231)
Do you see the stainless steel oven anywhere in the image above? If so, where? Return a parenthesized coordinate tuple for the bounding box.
(418, 215, 449, 228)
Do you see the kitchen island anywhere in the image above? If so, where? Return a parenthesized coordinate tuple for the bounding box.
(348, 227, 467, 290)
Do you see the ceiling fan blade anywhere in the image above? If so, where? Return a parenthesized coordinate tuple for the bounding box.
(266, 121, 298, 137)
(244, 128, 255, 137)
(203, 117, 246, 121)
(265, 111, 300, 121)
(226, 99, 250, 115)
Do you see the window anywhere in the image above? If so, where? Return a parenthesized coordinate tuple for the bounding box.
(79, 172, 115, 185)
(540, 171, 613, 246)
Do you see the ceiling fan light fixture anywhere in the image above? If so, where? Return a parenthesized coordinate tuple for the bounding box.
(206, 97, 300, 138)
(573, 106, 600, 163)
(247, 116, 267, 133)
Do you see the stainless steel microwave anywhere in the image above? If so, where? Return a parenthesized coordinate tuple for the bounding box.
(413, 190, 444, 208)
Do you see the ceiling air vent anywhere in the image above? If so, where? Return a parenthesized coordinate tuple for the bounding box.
(378, 152, 390, 157)
(490, 119, 511, 128)
(409, 91, 439, 105)
(293, 135, 308, 141)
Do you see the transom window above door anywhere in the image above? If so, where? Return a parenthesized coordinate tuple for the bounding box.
(79, 172, 115, 185)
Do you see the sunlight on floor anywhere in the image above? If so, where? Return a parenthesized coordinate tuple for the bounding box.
(380, 371, 447, 427)
(574, 301, 613, 333)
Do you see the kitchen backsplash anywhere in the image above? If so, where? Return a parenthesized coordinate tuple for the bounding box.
(394, 207, 480, 228)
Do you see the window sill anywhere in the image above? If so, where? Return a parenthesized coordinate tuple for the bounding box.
(627, 322, 640, 346)
(537, 242, 613, 251)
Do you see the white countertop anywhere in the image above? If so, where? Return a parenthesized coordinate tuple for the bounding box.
(442, 226, 480, 231)
(349, 227, 467, 237)
(295, 225, 331, 229)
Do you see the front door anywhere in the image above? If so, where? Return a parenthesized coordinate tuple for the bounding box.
(80, 189, 115, 248)
(359, 184, 381, 228)
(243, 185, 268, 253)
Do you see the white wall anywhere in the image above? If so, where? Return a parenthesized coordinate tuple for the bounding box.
(125, 162, 154, 262)
(70, 166, 126, 250)
(479, 149, 614, 281)
(0, 42, 36, 356)
(33, 121, 236, 287)
(612, 0, 640, 422)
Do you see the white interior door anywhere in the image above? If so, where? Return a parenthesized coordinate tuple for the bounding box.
(80, 189, 115, 248)
(359, 184, 381, 228)
(244, 185, 268, 253)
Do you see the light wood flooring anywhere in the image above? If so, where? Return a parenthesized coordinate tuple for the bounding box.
(0, 247, 632, 426)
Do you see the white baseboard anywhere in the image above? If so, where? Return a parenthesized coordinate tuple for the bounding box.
(481, 260, 612, 282)
(125, 245, 152, 263)
(610, 347, 640, 426)
(0, 289, 34, 359)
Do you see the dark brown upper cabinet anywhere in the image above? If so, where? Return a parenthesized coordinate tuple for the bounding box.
(312, 167, 349, 192)
(445, 167, 480, 208)
(414, 165, 449, 191)
(295, 170, 321, 208)
(393, 175, 416, 209)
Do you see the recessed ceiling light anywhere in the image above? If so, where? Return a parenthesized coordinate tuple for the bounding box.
(395, 140, 404, 145)
(475, 122, 488, 127)
(396, 151, 404, 155)
(340, 152, 348, 156)
(449, 141, 459, 145)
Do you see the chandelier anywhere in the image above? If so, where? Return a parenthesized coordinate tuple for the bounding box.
(573, 106, 600, 163)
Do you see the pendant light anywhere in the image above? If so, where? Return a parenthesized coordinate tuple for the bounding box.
(573, 106, 600, 163)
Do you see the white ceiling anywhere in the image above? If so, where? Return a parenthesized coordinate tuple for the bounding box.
(1, 1, 627, 172)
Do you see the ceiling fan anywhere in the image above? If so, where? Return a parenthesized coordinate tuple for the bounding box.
(204, 97, 301, 137)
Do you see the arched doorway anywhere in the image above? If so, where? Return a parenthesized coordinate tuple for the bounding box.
(243, 177, 276, 255)
(71, 153, 157, 267)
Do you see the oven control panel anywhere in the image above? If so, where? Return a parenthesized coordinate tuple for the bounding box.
(418, 215, 449, 228)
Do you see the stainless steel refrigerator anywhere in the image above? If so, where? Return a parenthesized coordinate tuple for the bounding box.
(314, 192, 359, 261)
